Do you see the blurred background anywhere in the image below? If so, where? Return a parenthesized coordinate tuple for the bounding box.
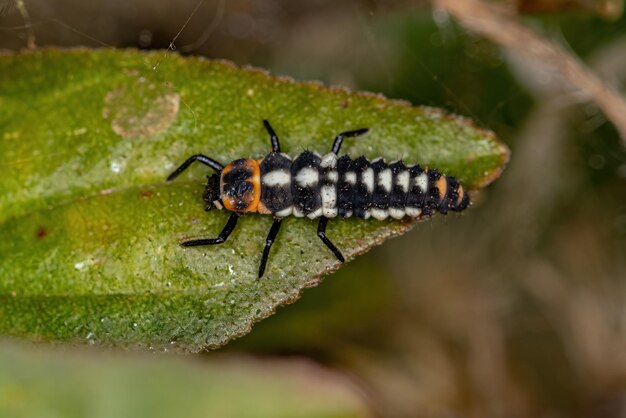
(2, 0, 626, 417)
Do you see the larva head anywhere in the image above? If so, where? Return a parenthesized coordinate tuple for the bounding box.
(202, 173, 222, 211)
(220, 159, 261, 213)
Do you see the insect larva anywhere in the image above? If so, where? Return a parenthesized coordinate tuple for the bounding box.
(167, 120, 469, 278)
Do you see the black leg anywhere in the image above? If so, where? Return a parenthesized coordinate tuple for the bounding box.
(317, 217, 345, 262)
(167, 154, 224, 182)
(258, 218, 283, 278)
(263, 119, 281, 153)
(331, 128, 369, 154)
(181, 212, 239, 246)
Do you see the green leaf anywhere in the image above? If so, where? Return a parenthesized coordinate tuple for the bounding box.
(0, 341, 372, 418)
(0, 49, 508, 351)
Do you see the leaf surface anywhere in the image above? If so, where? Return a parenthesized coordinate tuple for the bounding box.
(0, 49, 508, 351)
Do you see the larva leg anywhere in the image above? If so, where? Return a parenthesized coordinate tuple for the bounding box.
(331, 128, 369, 154)
(258, 218, 283, 278)
(263, 119, 281, 153)
(167, 154, 224, 181)
(181, 212, 239, 246)
(317, 216, 345, 262)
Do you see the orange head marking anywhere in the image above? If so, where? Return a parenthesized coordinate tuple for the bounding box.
(220, 159, 261, 213)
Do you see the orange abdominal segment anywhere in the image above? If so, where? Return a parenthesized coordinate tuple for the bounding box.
(456, 185, 465, 206)
(436, 176, 448, 201)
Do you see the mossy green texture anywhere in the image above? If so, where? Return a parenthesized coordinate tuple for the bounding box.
(0, 49, 508, 351)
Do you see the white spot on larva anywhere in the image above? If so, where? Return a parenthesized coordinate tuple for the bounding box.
(323, 207, 337, 218)
(378, 169, 392, 192)
(321, 185, 337, 204)
(320, 153, 337, 168)
(295, 167, 319, 187)
(307, 208, 323, 219)
(321, 185, 337, 215)
(389, 208, 405, 219)
(415, 173, 428, 192)
(345, 172, 356, 185)
(276, 207, 293, 217)
(362, 168, 374, 192)
(292, 206, 305, 217)
(371, 208, 389, 220)
(406, 207, 422, 217)
(371, 157, 383, 163)
(326, 171, 338, 183)
(263, 170, 290, 187)
(344, 210, 353, 218)
(363, 209, 371, 219)
(397, 171, 410, 193)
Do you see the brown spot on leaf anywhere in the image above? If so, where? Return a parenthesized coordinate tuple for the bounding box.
(102, 75, 180, 139)
(140, 190, 153, 198)
(35, 227, 47, 239)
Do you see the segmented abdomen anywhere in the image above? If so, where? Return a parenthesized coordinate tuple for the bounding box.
(258, 151, 469, 219)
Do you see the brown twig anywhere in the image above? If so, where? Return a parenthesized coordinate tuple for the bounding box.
(434, 0, 626, 146)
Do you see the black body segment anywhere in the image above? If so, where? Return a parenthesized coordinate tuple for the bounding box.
(353, 156, 373, 219)
(371, 158, 390, 210)
(389, 161, 408, 210)
(259, 152, 292, 214)
(336, 155, 356, 217)
(406, 165, 426, 210)
(442, 177, 458, 214)
(424, 169, 442, 216)
(290, 151, 322, 217)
